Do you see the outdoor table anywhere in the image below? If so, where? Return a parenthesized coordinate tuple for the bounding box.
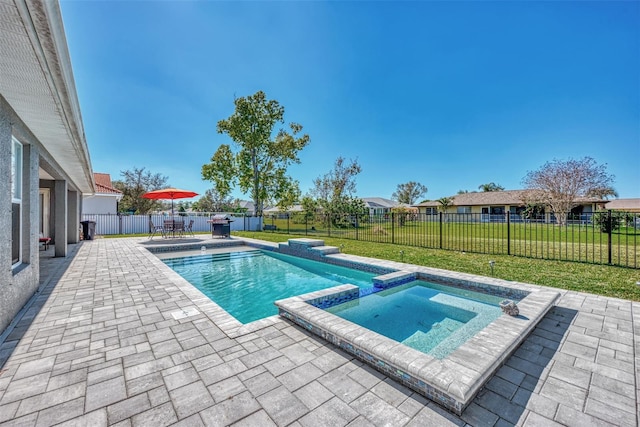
(163, 219, 184, 238)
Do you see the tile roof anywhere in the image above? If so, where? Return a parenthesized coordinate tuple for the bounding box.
(361, 197, 399, 208)
(93, 173, 122, 195)
(605, 198, 640, 212)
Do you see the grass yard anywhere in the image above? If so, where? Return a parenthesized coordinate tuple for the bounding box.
(235, 231, 640, 301)
(261, 217, 639, 268)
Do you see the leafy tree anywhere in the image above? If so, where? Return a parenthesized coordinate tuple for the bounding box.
(202, 91, 310, 217)
(522, 157, 615, 226)
(274, 176, 301, 213)
(193, 188, 234, 212)
(312, 157, 366, 226)
(593, 210, 625, 233)
(112, 167, 168, 214)
(300, 195, 320, 222)
(478, 182, 505, 192)
(392, 181, 428, 204)
(436, 197, 453, 212)
(391, 206, 412, 226)
(587, 185, 618, 200)
(312, 157, 361, 204)
(521, 202, 545, 220)
(457, 190, 469, 194)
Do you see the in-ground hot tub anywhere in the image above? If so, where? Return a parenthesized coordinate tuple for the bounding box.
(326, 280, 508, 360)
(276, 270, 559, 415)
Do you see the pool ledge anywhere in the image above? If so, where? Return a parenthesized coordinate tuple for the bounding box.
(275, 283, 560, 415)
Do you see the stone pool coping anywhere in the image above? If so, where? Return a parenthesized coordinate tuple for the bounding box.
(143, 236, 560, 414)
(275, 281, 560, 415)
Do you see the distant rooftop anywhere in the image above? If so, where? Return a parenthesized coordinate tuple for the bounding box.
(93, 173, 122, 195)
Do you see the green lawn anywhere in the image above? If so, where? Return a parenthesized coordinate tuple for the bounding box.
(235, 231, 640, 301)
(261, 218, 639, 268)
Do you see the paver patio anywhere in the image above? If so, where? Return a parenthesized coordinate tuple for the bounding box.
(0, 237, 638, 426)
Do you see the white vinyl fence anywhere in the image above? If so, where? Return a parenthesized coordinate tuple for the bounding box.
(80, 213, 263, 236)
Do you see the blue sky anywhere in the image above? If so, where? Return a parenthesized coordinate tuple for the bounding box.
(59, 1, 639, 202)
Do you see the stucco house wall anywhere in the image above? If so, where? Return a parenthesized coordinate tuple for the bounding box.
(0, 98, 40, 333)
(0, 0, 94, 334)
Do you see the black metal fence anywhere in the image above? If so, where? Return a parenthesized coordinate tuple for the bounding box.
(263, 211, 640, 269)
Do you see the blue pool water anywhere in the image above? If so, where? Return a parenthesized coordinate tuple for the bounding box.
(163, 250, 376, 324)
(327, 281, 504, 359)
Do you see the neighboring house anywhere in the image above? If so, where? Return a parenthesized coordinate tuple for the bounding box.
(361, 197, 400, 216)
(604, 198, 640, 213)
(236, 200, 256, 216)
(0, 0, 94, 333)
(414, 190, 602, 222)
(82, 173, 122, 214)
(263, 204, 303, 219)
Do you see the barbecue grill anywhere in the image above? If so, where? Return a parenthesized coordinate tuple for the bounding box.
(208, 214, 233, 238)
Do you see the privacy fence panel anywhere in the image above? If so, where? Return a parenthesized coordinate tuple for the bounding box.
(263, 211, 639, 269)
(81, 213, 262, 236)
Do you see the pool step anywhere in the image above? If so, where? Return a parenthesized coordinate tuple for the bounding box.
(164, 250, 262, 267)
(311, 246, 340, 255)
(278, 238, 340, 258)
(372, 271, 417, 289)
(286, 238, 327, 248)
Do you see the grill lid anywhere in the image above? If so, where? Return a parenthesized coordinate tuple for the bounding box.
(210, 214, 234, 223)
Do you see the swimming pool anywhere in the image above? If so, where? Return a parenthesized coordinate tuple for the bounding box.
(152, 237, 559, 414)
(162, 250, 376, 323)
(326, 281, 504, 359)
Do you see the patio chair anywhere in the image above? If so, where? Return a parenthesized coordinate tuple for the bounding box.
(174, 220, 185, 238)
(185, 219, 195, 237)
(39, 232, 51, 250)
(149, 220, 165, 239)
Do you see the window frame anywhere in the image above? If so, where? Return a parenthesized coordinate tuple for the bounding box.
(456, 206, 471, 214)
(11, 136, 23, 268)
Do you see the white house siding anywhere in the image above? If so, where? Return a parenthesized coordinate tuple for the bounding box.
(83, 194, 118, 214)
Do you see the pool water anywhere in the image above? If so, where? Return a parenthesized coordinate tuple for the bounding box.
(163, 250, 376, 323)
(326, 281, 504, 359)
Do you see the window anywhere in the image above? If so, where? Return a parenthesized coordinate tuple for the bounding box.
(12, 137, 22, 267)
(457, 206, 471, 214)
(425, 207, 437, 215)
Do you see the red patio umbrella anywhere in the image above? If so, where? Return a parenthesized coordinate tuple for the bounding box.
(142, 187, 199, 217)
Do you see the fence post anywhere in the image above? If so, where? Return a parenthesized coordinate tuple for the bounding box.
(287, 213, 290, 234)
(506, 212, 511, 255)
(607, 210, 612, 265)
(148, 214, 151, 234)
(305, 216, 308, 236)
(328, 213, 331, 237)
(439, 212, 443, 249)
(392, 212, 395, 244)
(356, 214, 359, 241)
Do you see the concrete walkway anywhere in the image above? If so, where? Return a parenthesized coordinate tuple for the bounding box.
(0, 237, 637, 426)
